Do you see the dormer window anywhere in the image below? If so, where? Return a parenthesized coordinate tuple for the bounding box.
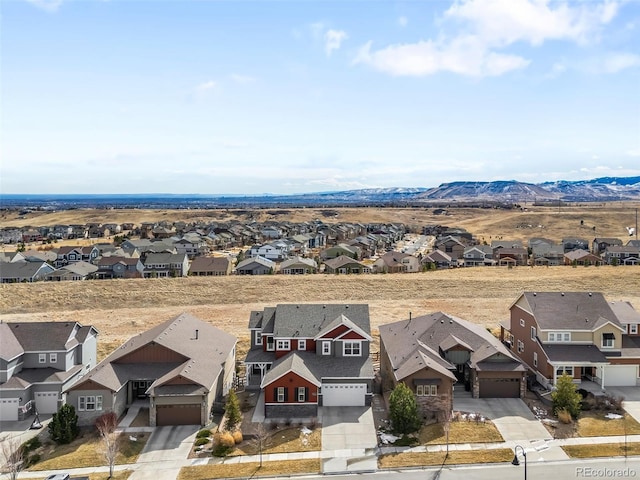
(298, 339, 306, 351)
(266, 336, 274, 351)
(255, 331, 263, 346)
(343, 341, 361, 356)
(602, 333, 615, 348)
(276, 339, 290, 351)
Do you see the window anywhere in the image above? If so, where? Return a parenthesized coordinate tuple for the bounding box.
(266, 336, 274, 351)
(549, 332, 571, 342)
(277, 387, 285, 402)
(632, 325, 638, 334)
(298, 339, 306, 351)
(556, 366, 573, 377)
(533, 352, 538, 367)
(49, 353, 57, 363)
(517, 340, 524, 353)
(416, 385, 424, 396)
(255, 331, 262, 346)
(520, 319, 525, 327)
(602, 333, 615, 348)
(531, 327, 536, 340)
(78, 395, 103, 411)
(428, 385, 437, 396)
(297, 387, 306, 402)
(39, 353, 46, 364)
(322, 341, 331, 355)
(343, 341, 361, 356)
(276, 339, 290, 351)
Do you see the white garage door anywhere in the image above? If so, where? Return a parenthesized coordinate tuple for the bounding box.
(322, 384, 366, 407)
(0, 398, 19, 421)
(35, 392, 59, 414)
(603, 365, 638, 387)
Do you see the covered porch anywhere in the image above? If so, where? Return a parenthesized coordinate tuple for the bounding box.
(243, 349, 273, 389)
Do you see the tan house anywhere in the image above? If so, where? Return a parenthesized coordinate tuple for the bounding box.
(372, 251, 421, 273)
(501, 292, 640, 389)
(189, 256, 232, 276)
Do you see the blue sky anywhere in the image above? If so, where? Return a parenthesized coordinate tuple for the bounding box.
(2, 0, 640, 194)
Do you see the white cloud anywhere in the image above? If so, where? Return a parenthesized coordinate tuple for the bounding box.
(195, 80, 216, 92)
(398, 16, 408, 27)
(356, 0, 622, 78)
(601, 52, 640, 73)
(354, 36, 530, 77)
(325, 29, 348, 57)
(24, 0, 63, 12)
(230, 74, 256, 84)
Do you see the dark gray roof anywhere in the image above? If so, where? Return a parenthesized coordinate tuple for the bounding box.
(543, 344, 609, 363)
(621, 336, 640, 358)
(610, 301, 640, 325)
(189, 256, 231, 273)
(0, 323, 24, 361)
(518, 292, 623, 331)
(0, 261, 53, 280)
(265, 304, 370, 338)
(4, 321, 84, 352)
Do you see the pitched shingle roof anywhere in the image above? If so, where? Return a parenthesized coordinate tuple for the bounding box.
(269, 304, 370, 338)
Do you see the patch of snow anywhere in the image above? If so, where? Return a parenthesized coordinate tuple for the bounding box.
(129, 436, 137, 442)
(300, 426, 312, 435)
(379, 433, 400, 444)
(605, 413, 623, 420)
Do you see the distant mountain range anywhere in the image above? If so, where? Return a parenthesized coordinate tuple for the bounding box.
(2, 176, 640, 209)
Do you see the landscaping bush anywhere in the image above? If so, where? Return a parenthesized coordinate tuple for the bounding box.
(552, 373, 582, 419)
(196, 429, 211, 439)
(215, 431, 235, 448)
(194, 437, 209, 447)
(22, 436, 41, 452)
(48, 404, 79, 444)
(393, 434, 418, 447)
(389, 382, 422, 434)
(231, 430, 243, 444)
(557, 408, 573, 424)
(24, 453, 40, 468)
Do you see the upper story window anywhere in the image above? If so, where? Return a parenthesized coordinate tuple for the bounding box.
(298, 339, 306, 351)
(520, 319, 525, 327)
(277, 387, 285, 402)
(266, 336, 275, 351)
(602, 333, 615, 348)
(255, 331, 262, 346)
(517, 340, 524, 353)
(322, 341, 331, 355)
(39, 353, 46, 363)
(276, 339, 290, 351)
(343, 341, 361, 356)
(632, 325, 638, 334)
(530, 327, 536, 340)
(548, 332, 571, 342)
(49, 353, 57, 363)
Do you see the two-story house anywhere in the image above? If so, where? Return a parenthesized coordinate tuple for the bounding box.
(95, 256, 145, 279)
(0, 321, 98, 421)
(501, 292, 640, 390)
(462, 245, 494, 267)
(244, 304, 374, 419)
(54, 246, 100, 268)
(143, 252, 189, 277)
(603, 245, 640, 265)
(372, 251, 421, 273)
(248, 243, 289, 262)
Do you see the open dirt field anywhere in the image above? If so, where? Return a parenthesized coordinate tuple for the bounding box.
(2, 203, 639, 244)
(1, 267, 639, 360)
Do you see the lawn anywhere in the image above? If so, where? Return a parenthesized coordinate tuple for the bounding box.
(178, 459, 321, 480)
(29, 431, 148, 471)
(577, 413, 640, 437)
(230, 427, 321, 455)
(419, 420, 504, 444)
(378, 449, 514, 468)
(563, 443, 640, 458)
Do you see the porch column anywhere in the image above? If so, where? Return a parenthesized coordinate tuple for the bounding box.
(552, 365, 557, 387)
(601, 364, 606, 389)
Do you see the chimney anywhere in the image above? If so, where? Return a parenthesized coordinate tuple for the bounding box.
(195, 329, 199, 340)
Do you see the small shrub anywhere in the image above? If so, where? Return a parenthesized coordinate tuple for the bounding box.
(215, 431, 235, 448)
(393, 434, 418, 447)
(23, 436, 41, 452)
(212, 443, 233, 457)
(270, 422, 279, 431)
(194, 437, 209, 447)
(231, 430, 243, 444)
(25, 453, 41, 467)
(196, 429, 211, 439)
(607, 394, 624, 411)
(557, 408, 573, 424)
(308, 417, 318, 430)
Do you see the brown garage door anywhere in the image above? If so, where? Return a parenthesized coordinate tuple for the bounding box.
(479, 378, 520, 398)
(156, 404, 201, 426)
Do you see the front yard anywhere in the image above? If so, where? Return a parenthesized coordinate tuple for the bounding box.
(178, 459, 321, 480)
(379, 449, 513, 468)
(419, 418, 504, 444)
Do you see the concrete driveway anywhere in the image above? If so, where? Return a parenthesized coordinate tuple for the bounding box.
(605, 387, 640, 423)
(453, 397, 551, 442)
(319, 406, 377, 473)
(129, 425, 198, 480)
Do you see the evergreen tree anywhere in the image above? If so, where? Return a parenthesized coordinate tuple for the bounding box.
(49, 404, 79, 444)
(224, 389, 242, 431)
(389, 382, 422, 434)
(552, 372, 582, 418)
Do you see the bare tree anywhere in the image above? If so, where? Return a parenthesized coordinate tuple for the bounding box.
(95, 412, 119, 478)
(249, 423, 272, 468)
(0, 435, 24, 480)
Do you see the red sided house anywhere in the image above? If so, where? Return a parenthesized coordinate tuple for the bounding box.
(501, 292, 640, 390)
(244, 304, 374, 419)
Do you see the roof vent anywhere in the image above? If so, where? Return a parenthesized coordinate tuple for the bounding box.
(441, 319, 444, 324)
(589, 292, 592, 296)
(561, 292, 565, 296)
(533, 292, 537, 296)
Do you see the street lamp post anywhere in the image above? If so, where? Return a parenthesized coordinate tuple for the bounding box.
(512, 444, 527, 480)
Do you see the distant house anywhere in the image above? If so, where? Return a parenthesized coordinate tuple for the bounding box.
(189, 256, 232, 276)
(320, 244, 360, 261)
(422, 250, 455, 269)
(248, 244, 289, 262)
(463, 245, 494, 267)
(372, 251, 421, 273)
(279, 257, 317, 275)
(592, 237, 623, 255)
(532, 243, 565, 266)
(235, 256, 275, 275)
(143, 252, 189, 277)
(66, 313, 236, 426)
(604, 245, 640, 265)
(0, 261, 55, 283)
(562, 238, 589, 253)
(46, 261, 98, 281)
(494, 247, 529, 266)
(95, 256, 145, 279)
(563, 249, 603, 266)
(0, 321, 98, 420)
(323, 256, 370, 274)
(174, 237, 210, 259)
(434, 236, 466, 259)
(54, 246, 99, 268)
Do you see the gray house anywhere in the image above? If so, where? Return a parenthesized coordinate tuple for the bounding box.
(0, 261, 55, 283)
(0, 321, 98, 420)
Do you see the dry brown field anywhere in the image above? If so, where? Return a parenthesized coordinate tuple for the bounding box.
(1, 267, 639, 361)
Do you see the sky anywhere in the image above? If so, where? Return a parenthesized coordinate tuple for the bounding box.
(1, 0, 640, 195)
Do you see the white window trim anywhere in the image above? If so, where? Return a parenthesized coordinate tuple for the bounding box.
(531, 327, 536, 341)
(416, 385, 424, 396)
(78, 395, 103, 411)
(277, 387, 285, 402)
(343, 341, 361, 357)
(632, 325, 638, 334)
(556, 366, 574, 377)
(298, 339, 306, 351)
(297, 387, 305, 402)
(602, 333, 615, 349)
(49, 353, 57, 363)
(533, 352, 538, 367)
(266, 336, 275, 351)
(276, 339, 290, 351)
(322, 341, 331, 355)
(255, 331, 262, 346)
(520, 319, 525, 327)
(517, 340, 524, 353)
(38, 353, 46, 364)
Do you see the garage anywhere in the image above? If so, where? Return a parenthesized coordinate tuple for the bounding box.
(35, 392, 60, 414)
(0, 398, 19, 421)
(479, 378, 520, 398)
(603, 365, 638, 387)
(156, 404, 201, 426)
(322, 383, 366, 406)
